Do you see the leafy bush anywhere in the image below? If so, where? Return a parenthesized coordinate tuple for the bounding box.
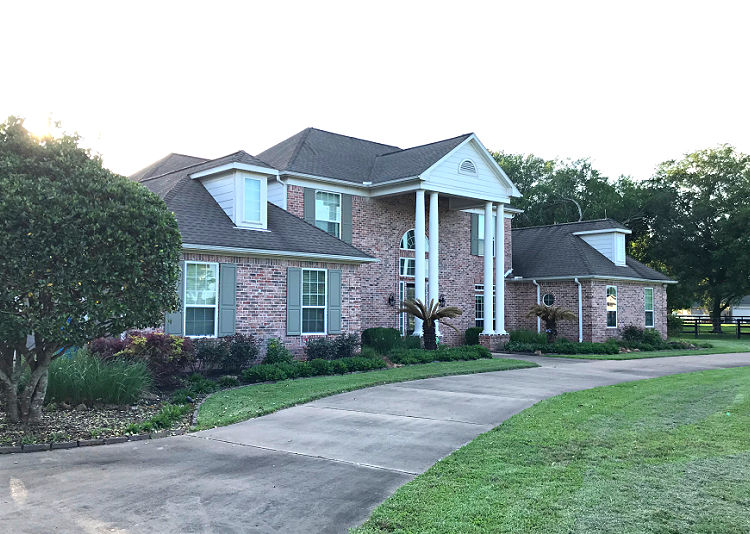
(668, 315, 684, 337)
(509, 329, 548, 345)
(399, 335, 422, 350)
(619, 326, 669, 350)
(305, 334, 360, 360)
(263, 338, 294, 364)
(223, 333, 260, 372)
(46, 349, 151, 406)
(362, 327, 402, 354)
(464, 327, 483, 346)
(217, 376, 240, 388)
(87, 337, 127, 360)
(504, 339, 620, 355)
(240, 356, 387, 383)
(192, 338, 230, 373)
(389, 346, 492, 365)
(115, 331, 195, 387)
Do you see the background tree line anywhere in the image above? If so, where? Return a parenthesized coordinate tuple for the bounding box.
(493, 147, 750, 332)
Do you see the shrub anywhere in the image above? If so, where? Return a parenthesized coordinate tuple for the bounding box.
(399, 335, 422, 350)
(305, 334, 360, 360)
(223, 333, 260, 372)
(332, 334, 359, 359)
(362, 327, 402, 354)
(263, 338, 294, 365)
(116, 331, 195, 387)
(192, 338, 230, 373)
(217, 376, 240, 388)
(46, 349, 151, 406)
(464, 327, 483, 346)
(305, 338, 334, 360)
(668, 315, 684, 337)
(239, 356, 387, 383)
(509, 329, 548, 345)
(619, 326, 668, 350)
(88, 337, 127, 360)
(389, 346, 491, 365)
(504, 339, 620, 355)
(359, 346, 381, 359)
(241, 363, 292, 383)
(125, 403, 191, 434)
(310, 358, 333, 376)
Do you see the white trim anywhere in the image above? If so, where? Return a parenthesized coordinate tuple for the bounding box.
(482, 201, 495, 335)
(183, 261, 219, 338)
(399, 257, 415, 278)
(574, 277, 583, 342)
(190, 162, 278, 179)
(301, 268, 327, 335)
(606, 285, 618, 328)
(181, 243, 378, 264)
(413, 190, 426, 336)
(314, 189, 342, 239)
(644, 287, 655, 328)
(507, 275, 677, 284)
(458, 159, 477, 176)
(532, 279, 541, 333)
(573, 228, 632, 236)
(239, 174, 265, 227)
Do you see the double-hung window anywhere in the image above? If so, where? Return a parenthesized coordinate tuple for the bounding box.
(606, 285, 617, 328)
(644, 288, 654, 327)
(302, 269, 327, 334)
(315, 191, 341, 237)
(399, 258, 415, 277)
(184, 262, 219, 336)
(243, 177, 262, 225)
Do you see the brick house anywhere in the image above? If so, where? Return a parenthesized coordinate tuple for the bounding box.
(132, 128, 674, 352)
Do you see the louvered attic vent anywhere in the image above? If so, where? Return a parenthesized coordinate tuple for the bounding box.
(459, 159, 477, 175)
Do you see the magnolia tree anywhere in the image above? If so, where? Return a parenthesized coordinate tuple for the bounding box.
(0, 117, 182, 423)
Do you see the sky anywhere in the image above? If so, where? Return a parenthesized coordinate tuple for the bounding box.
(2, 0, 749, 181)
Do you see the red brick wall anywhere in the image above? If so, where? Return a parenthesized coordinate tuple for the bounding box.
(182, 252, 361, 357)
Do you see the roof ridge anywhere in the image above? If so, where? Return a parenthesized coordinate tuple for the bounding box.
(512, 218, 625, 231)
(375, 133, 474, 159)
(285, 127, 314, 171)
(306, 127, 401, 149)
(138, 157, 210, 183)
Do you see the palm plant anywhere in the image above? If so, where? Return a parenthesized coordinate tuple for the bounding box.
(526, 304, 577, 343)
(400, 299, 463, 350)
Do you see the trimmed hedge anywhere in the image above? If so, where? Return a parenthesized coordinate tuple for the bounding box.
(464, 327, 482, 346)
(667, 315, 684, 337)
(241, 356, 387, 383)
(389, 346, 492, 365)
(362, 327, 403, 354)
(504, 339, 620, 355)
(509, 329, 548, 345)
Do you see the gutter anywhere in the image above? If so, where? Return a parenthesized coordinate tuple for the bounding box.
(532, 279, 541, 333)
(574, 277, 583, 342)
(181, 243, 379, 264)
(508, 275, 677, 284)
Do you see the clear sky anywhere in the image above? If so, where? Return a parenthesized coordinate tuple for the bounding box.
(2, 0, 748, 180)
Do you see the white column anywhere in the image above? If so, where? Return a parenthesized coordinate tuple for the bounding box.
(428, 192, 440, 336)
(495, 204, 506, 334)
(482, 201, 495, 335)
(414, 190, 426, 336)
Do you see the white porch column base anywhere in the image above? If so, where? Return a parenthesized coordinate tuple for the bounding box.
(495, 203, 506, 334)
(428, 192, 440, 337)
(482, 201, 495, 335)
(413, 190, 426, 336)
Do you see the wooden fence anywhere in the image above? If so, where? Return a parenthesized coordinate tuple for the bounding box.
(679, 316, 750, 338)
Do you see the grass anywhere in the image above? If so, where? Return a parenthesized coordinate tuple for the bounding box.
(194, 358, 536, 430)
(354, 366, 750, 534)
(46, 349, 152, 405)
(549, 337, 750, 360)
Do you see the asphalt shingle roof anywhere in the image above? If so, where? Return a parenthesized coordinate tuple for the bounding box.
(257, 127, 473, 184)
(512, 219, 673, 281)
(140, 155, 373, 261)
(129, 153, 208, 181)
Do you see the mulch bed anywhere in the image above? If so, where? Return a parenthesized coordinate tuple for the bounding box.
(0, 397, 192, 447)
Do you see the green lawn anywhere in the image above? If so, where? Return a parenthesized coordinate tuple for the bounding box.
(195, 358, 536, 430)
(354, 366, 750, 534)
(548, 337, 750, 360)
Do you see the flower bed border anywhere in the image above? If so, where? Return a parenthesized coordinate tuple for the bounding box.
(0, 429, 186, 455)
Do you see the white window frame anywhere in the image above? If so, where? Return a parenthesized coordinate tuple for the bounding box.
(183, 261, 220, 338)
(314, 190, 342, 238)
(644, 287, 654, 328)
(606, 285, 617, 328)
(399, 258, 415, 278)
(400, 229, 429, 252)
(474, 284, 496, 329)
(301, 268, 327, 335)
(542, 293, 555, 306)
(237, 173, 267, 229)
(476, 214, 496, 257)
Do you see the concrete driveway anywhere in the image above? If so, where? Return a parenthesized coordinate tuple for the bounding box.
(2, 352, 750, 533)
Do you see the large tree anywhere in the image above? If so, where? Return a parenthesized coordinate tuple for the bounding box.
(644, 145, 750, 330)
(0, 117, 182, 423)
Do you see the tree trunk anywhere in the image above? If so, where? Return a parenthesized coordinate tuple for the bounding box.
(1, 382, 20, 423)
(546, 319, 558, 343)
(711, 301, 723, 334)
(1, 344, 54, 424)
(423, 323, 437, 350)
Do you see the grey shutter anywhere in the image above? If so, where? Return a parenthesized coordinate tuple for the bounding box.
(164, 261, 185, 335)
(327, 269, 342, 334)
(341, 194, 353, 244)
(218, 263, 237, 337)
(287, 267, 302, 336)
(304, 188, 316, 226)
(470, 214, 480, 256)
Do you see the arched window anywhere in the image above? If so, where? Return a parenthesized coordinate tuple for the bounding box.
(400, 229, 429, 251)
(459, 159, 477, 175)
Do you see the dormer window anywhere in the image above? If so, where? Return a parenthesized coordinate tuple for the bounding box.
(459, 159, 477, 175)
(243, 176, 262, 224)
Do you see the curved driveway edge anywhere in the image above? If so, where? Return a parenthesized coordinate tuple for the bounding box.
(2, 352, 750, 533)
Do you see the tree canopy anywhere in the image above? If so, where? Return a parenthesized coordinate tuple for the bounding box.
(0, 117, 182, 422)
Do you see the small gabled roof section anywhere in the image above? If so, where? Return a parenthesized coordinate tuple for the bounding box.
(370, 134, 472, 183)
(188, 150, 277, 179)
(512, 219, 674, 282)
(129, 153, 208, 182)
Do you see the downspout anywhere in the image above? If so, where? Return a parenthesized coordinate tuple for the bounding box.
(532, 279, 540, 333)
(574, 277, 583, 342)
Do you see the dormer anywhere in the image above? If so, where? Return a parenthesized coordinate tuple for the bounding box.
(189, 152, 278, 230)
(573, 226, 631, 266)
